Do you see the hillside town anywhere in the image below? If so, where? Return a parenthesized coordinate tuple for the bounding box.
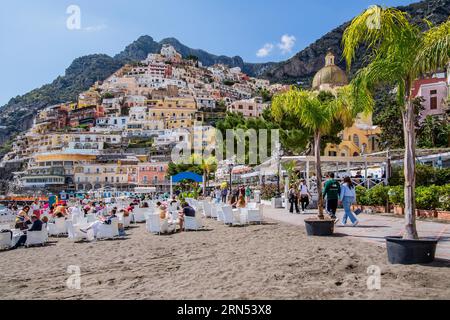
(1, 1, 450, 301)
(0, 44, 285, 195)
(1, 45, 449, 198)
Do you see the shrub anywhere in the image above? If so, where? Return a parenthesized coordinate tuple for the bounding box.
(261, 184, 278, 200)
(390, 165, 450, 187)
(355, 186, 368, 205)
(415, 186, 441, 210)
(388, 185, 404, 206)
(438, 185, 450, 211)
(365, 185, 389, 206)
(356, 184, 450, 211)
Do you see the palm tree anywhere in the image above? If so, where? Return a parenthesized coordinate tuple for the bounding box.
(200, 156, 218, 194)
(342, 6, 450, 239)
(272, 86, 370, 220)
(283, 160, 300, 186)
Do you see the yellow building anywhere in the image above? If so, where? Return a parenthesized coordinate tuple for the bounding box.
(312, 51, 381, 156)
(146, 96, 198, 129)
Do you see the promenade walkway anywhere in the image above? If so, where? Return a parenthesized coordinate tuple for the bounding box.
(262, 207, 450, 261)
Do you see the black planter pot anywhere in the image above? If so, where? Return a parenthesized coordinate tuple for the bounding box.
(305, 219, 334, 236)
(386, 237, 438, 265)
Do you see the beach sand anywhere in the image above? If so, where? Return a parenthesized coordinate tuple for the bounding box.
(0, 216, 449, 300)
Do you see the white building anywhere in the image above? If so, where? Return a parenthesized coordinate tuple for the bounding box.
(137, 75, 186, 89)
(96, 116, 128, 130)
(154, 129, 190, 147)
(161, 44, 178, 58)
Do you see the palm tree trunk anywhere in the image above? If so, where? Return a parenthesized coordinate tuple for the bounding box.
(402, 99, 419, 240)
(314, 131, 324, 220)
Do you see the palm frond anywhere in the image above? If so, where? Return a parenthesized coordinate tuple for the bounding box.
(415, 19, 450, 76)
(342, 6, 418, 70)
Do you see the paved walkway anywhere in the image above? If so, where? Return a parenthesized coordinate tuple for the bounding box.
(262, 207, 450, 261)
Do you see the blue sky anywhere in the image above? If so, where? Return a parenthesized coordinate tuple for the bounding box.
(0, 0, 417, 106)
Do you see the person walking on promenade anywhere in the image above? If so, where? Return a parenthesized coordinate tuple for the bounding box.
(339, 177, 359, 227)
(288, 185, 300, 214)
(322, 173, 340, 221)
(298, 180, 312, 213)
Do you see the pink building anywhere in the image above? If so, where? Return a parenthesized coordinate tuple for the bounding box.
(227, 99, 268, 118)
(137, 162, 169, 192)
(412, 74, 449, 120)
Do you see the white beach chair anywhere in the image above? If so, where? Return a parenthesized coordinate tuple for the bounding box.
(66, 220, 90, 242)
(0, 232, 12, 250)
(25, 229, 48, 247)
(96, 219, 120, 240)
(132, 208, 148, 223)
(247, 203, 258, 209)
(202, 201, 212, 218)
(47, 218, 68, 237)
(184, 215, 204, 231)
(146, 214, 174, 235)
(216, 205, 225, 222)
(86, 214, 96, 223)
(239, 208, 249, 225)
(247, 208, 263, 224)
(221, 206, 234, 225)
(210, 204, 218, 219)
(121, 215, 131, 228)
(168, 203, 179, 214)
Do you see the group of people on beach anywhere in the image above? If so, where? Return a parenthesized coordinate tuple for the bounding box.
(212, 185, 252, 209)
(289, 173, 359, 227)
(1, 195, 202, 250)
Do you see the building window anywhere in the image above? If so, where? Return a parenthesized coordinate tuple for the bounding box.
(430, 96, 438, 110)
(353, 134, 360, 148)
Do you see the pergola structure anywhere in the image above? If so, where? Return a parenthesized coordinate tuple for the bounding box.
(241, 153, 390, 199)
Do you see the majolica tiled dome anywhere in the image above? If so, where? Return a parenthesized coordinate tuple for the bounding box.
(312, 51, 348, 91)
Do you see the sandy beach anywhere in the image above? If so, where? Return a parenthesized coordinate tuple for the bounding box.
(0, 216, 449, 300)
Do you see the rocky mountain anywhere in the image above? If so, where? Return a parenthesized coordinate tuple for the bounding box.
(1, 0, 449, 147)
(264, 0, 450, 84)
(0, 54, 122, 145)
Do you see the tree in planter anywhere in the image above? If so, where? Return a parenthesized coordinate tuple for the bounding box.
(272, 86, 368, 219)
(343, 6, 450, 239)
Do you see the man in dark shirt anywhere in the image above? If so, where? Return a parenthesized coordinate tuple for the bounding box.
(11, 215, 43, 250)
(182, 203, 196, 217)
(322, 173, 341, 221)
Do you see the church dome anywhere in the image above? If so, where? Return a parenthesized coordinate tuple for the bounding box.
(312, 51, 348, 91)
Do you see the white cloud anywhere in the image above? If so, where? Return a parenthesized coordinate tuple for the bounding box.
(83, 24, 107, 32)
(256, 43, 274, 58)
(278, 34, 296, 54)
